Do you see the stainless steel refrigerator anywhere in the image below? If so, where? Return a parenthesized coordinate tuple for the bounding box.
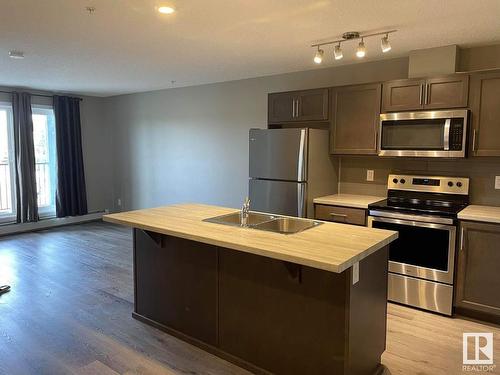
(249, 128, 338, 218)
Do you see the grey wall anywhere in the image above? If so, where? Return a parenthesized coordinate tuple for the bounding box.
(79, 96, 114, 212)
(105, 57, 409, 211)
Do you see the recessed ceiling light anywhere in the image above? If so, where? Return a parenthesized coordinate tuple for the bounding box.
(158, 6, 175, 14)
(9, 50, 25, 59)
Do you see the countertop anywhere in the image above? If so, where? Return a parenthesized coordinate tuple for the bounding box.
(458, 205, 500, 224)
(313, 194, 386, 209)
(103, 203, 397, 273)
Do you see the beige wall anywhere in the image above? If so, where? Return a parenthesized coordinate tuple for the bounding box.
(339, 156, 500, 205)
(106, 57, 409, 211)
(459, 44, 500, 72)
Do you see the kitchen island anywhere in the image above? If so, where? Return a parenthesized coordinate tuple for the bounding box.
(104, 204, 398, 375)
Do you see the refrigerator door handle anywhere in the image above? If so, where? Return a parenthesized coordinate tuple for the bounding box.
(297, 129, 307, 181)
(297, 183, 306, 218)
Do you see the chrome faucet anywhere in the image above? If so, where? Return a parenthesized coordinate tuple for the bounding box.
(241, 197, 250, 226)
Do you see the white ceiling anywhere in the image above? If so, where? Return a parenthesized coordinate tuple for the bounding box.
(1, 0, 499, 97)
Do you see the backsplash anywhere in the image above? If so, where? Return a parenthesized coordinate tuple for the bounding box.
(338, 156, 500, 205)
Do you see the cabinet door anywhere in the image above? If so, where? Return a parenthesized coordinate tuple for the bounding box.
(330, 83, 381, 155)
(268, 92, 295, 123)
(425, 75, 469, 109)
(296, 88, 329, 121)
(381, 79, 425, 112)
(455, 222, 500, 319)
(134, 230, 218, 345)
(470, 70, 500, 156)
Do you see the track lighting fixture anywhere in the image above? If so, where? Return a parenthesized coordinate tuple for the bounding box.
(311, 29, 396, 64)
(356, 39, 366, 58)
(381, 34, 391, 53)
(314, 47, 324, 64)
(334, 43, 343, 60)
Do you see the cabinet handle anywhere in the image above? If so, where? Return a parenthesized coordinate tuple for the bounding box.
(295, 98, 300, 118)
(460, 227, 465, 252)
(292, 99, 296, 118)
(425, 84, 430, 104)
(472, 129, 477, 152)
(419, 84, 423, 105)
(329, 213, 348, 221)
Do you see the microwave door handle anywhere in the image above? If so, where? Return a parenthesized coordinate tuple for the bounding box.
(443, 118, 451, 151)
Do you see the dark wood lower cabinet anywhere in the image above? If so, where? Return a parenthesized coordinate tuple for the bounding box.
(455, 221, 500, 324)
(134, 230, 218, 345)
(133, 229, 389, 375)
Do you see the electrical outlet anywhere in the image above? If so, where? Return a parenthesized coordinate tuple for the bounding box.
(495, 176, 500, 190)
(366, 170, 374, 182)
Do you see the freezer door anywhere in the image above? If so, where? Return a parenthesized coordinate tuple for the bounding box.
(249, 179, 307, 217)
(249, 128, 308, 181)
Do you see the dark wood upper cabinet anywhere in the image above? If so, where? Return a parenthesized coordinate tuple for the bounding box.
(469, 70, 500, 156)
(268, 88, 329, 124)
(330, 83, 381, 155)
(425, 75, 469, 109)
(455, 221, 500, 323)
(382, 78, 425, 112)
(382, 75, 469, 112)
(268, 92, 296, 123)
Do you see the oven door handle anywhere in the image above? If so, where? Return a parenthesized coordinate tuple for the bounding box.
(369, 215, 455, 231)
(369, 210, 454, 226)
(443, 118, 451, 151)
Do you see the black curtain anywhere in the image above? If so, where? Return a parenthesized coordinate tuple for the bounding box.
(53, 96, 88, 217)
(12, 92, 39, 223)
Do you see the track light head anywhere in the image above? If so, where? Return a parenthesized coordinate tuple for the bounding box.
(314, 48, 324, 64)
(356, 39, 366, 58)
(334, 43, 343, 60)
(381, 34, 391, 53)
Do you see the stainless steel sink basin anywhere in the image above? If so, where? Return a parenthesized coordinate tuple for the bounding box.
(203, 211, 276, 227)
(204, 211, 322, 234)
(253, 217, 322, 234)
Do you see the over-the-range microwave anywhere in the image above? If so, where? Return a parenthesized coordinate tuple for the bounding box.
(378, 109, 470, 158)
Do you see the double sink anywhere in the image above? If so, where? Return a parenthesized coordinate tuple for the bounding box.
(204, 211, 322, 234)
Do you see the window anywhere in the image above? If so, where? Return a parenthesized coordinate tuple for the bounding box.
(0, 103, 16, 223)
(32, 106, 57, 218)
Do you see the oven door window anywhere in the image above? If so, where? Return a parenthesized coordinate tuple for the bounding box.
(380, 119, 447, 150)
(372, 220, 450, 271)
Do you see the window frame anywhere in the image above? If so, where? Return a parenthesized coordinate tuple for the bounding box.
(0, 102, 17, 224)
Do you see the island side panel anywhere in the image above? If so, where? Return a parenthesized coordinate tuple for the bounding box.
(133, 229, 218, 346)
(346, 246, 389, 375)
(218, 248, 350, 375)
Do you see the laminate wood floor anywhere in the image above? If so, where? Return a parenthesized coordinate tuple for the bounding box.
(0, 222, 499, 375)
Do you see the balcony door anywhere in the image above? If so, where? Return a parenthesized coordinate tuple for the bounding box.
(0, 103, 16, 223)
(32, 106, 57, 218)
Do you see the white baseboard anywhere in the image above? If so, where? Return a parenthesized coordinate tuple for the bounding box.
(0, 211, 108, 237)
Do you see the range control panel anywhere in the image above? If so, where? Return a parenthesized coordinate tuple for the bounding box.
(387, 174, 470, 195)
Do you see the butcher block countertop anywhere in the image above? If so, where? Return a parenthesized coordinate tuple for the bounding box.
(103, 203, 397, 273)
(458, 205, 500, 224)
(313, 194, 386, 209)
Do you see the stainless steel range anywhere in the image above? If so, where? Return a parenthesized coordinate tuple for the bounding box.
(368, 174, 470, 315)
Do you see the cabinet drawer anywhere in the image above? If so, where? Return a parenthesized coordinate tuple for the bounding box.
(315, 205, 366, 226)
